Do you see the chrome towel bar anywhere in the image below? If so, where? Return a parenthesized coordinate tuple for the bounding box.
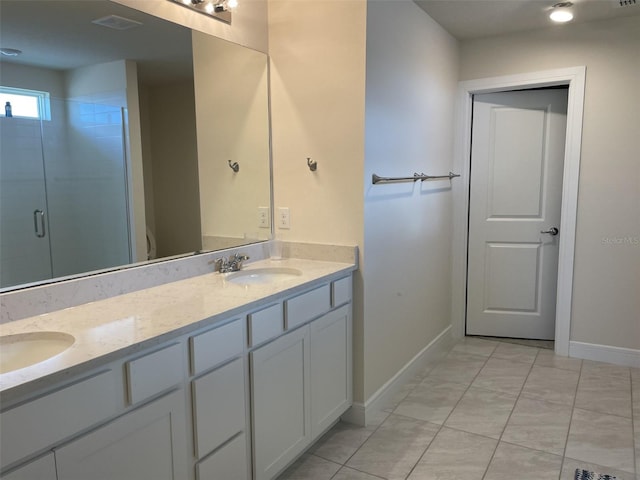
(372, 172, 460, 185)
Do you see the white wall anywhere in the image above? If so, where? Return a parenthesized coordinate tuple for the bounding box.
(113, 0, 268, 53)
(363, 1, 459, 400)
(459, 16, 640, 351)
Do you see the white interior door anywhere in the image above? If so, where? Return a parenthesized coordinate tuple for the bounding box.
(466, 88, 568, 340)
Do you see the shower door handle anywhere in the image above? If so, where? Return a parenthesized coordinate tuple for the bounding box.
(33, 209, 46, 238)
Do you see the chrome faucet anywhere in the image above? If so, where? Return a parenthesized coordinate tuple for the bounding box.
(214, 253, 250, 273)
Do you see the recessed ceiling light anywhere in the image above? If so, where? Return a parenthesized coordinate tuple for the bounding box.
(0, 48, 22, 57)
(549, 2, 574, 22)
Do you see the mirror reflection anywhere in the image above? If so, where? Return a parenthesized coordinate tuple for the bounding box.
(0, 0, 272, 290)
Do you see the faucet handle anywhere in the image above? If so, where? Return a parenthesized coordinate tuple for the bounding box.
(211, 257, 226, 272)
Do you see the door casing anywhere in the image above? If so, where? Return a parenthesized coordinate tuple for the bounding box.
(451, 66, 586, 356)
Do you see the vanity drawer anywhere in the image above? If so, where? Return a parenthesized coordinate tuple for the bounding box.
(248, 303, 283, 347)
(190, 318, 244, 376)
(332, 276, 352, 307)
(192, 358, 246, 458)
(0, 370, 121, 470)
(285, 284, 331, 330)
(126, 343, 183, 405)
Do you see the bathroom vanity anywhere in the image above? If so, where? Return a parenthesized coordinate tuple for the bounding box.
(0, 258, 355, 480)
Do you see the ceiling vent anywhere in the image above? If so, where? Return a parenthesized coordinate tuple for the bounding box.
(614, 0, 637, 7)
(91, 15, 143, 30)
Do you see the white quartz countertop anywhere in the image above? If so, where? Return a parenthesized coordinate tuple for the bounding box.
(0, 258, 356, 399)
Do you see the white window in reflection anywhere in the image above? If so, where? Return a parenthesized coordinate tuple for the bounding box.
(0, 86, 51, 120)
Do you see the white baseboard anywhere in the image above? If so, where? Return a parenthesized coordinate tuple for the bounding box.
(569, 341, 640, 368)
(341, 325, 453, 427)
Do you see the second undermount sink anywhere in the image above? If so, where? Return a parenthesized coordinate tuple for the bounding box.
(0, 331, 75, 374)
(226, 267, 303, 285)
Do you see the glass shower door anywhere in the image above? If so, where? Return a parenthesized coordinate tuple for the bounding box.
(0, 116, 53, 288)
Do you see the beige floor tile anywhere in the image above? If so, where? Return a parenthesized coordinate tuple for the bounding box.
(407, 427, 496, 480)
(521, 365, 580, 406)
(276, 454, 341, 480)
(560, 457, 636, 480)
(501, 397, 572, 455)
(575, 371, 632, 418)
(444, 387, 517, 439)
(471, 357, 532, 396)
(491, 342, 539, 364)
(534, 349, 583, 371)
(484, 442, 562, 480)
(581, 359, 631, 381)
(308, 421, 376, 465)
(393, 377, 468, 424)
(365, 409, 390, 428)
(346, 413, 439, 480)
(427, 351, 487, 386)
(332, 467, 384, 480)
(452, 337, 499, 357)
(565, 408, 635, 473)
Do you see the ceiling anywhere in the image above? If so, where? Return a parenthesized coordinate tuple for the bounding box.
(414, 0, 640, 40)
(0, 1, 193, 85)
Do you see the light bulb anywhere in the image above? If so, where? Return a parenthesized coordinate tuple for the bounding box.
(549, 2, 574, 22)
(227, 0, 238, 8)
(204, 2, 214, 13)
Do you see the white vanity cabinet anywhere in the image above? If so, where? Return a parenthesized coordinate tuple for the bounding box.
(0, 269, 354, 480)
(55, 390, 188, 480)
(251, 325, 311, 480)
(310, 304, 352, 438)
(251, 278, 353, 480)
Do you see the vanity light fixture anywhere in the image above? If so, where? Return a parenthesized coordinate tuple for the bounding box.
(168, 0, 236, 24)
(549, 2, 574, 22)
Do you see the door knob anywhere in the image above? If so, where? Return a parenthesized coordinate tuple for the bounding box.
(541, 227, 559, 236)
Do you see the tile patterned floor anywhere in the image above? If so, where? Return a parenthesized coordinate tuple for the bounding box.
(277, 337, 640, 480)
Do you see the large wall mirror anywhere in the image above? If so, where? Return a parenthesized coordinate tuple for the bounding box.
(0, 0, 272, 291)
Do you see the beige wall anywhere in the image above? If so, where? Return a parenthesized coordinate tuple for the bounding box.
(268, 0, 367, 246)
(113, 0, 268, 53)
(460, 16, 640, 350)
(363, 1, 459, 400)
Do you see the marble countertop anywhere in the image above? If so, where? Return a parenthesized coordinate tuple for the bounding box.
(0, 258, 356, 400)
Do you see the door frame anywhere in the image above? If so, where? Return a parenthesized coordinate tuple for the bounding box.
(451, 66, 586, 356)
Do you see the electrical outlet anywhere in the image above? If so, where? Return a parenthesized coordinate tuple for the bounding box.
(278, 207, 290, 229)
(258, 206, 270, 228)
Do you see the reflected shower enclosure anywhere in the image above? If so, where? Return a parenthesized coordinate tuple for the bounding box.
(0, 98, 131, 288)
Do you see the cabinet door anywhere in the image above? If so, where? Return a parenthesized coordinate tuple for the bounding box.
(55, 390, 189, 480)
(310, 304, 352, 438)
(251, 326, 310, 480)
(0, 453, 56, 480)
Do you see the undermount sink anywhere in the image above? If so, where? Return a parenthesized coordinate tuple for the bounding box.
(0, 331, 75, 374)
(226, 267, 303, 285)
